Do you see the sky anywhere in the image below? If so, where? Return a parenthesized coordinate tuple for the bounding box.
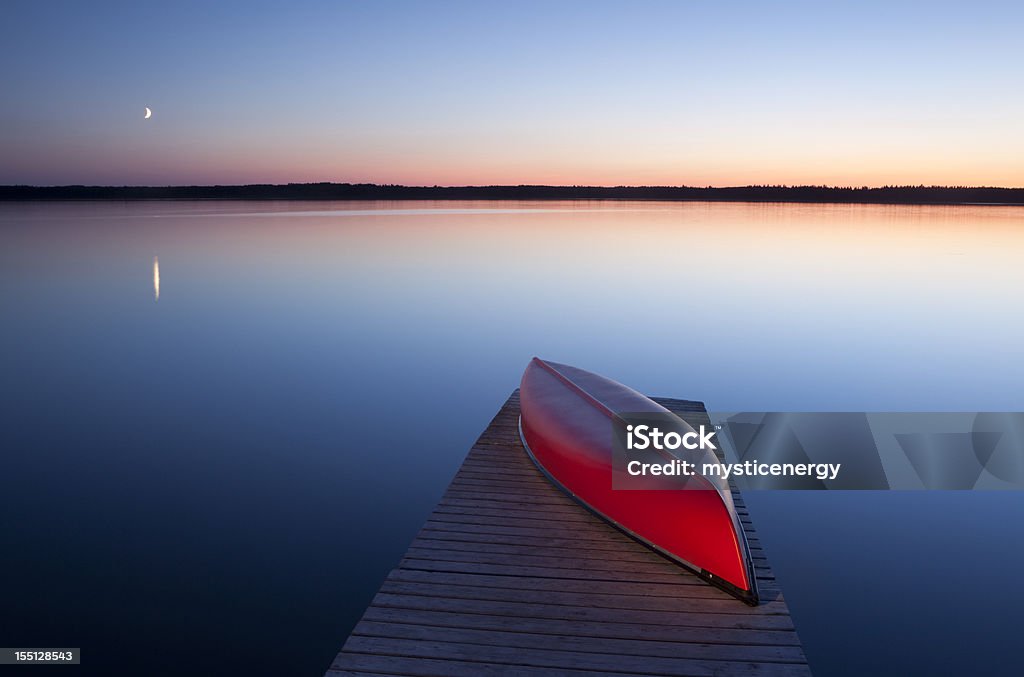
(2, 0, 1023, 187)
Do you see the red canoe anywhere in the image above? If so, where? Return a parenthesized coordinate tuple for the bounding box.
(519, 357, 758, 604)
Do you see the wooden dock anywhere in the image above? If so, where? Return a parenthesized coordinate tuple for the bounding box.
(327, 391, 811, 676)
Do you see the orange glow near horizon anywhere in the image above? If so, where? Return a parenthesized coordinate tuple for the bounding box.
(32, 135, 1016, 189)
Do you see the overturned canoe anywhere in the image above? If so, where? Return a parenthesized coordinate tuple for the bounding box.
(519, 357, 758, 604)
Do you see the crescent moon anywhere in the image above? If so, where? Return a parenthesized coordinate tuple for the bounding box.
(144, 107, 152, 119)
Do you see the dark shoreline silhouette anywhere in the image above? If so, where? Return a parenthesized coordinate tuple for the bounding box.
(2, 183, 1024, 205)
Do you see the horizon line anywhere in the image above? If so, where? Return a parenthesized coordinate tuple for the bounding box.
(4, 181, 1024, 190)
(4, 183, 1024, 207)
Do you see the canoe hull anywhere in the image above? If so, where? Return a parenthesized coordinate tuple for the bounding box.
(519, 358, 758, 605)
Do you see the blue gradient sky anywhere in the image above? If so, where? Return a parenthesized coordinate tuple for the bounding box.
(2, 1, 1023, 186)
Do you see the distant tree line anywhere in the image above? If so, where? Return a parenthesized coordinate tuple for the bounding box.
(2, 183, 1023, 205)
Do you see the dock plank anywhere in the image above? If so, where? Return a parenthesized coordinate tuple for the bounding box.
(328, 391, 810, 675)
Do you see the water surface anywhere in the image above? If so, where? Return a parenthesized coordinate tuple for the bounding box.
(2, 200, 1022, 675)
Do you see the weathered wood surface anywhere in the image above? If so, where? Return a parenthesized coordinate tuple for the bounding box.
(327, 391, 810, 676)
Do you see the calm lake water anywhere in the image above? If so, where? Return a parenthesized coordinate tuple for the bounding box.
(2, 200, 1022, 675)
